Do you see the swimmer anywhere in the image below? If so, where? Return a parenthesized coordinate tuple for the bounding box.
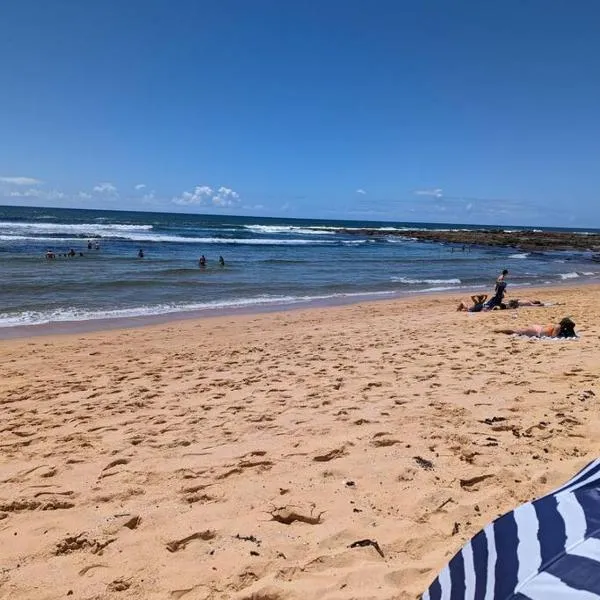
(45, 249, 56, 260)
(495, 317, 576, 338)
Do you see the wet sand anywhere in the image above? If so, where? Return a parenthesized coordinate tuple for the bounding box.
(1, 285, 599, 599)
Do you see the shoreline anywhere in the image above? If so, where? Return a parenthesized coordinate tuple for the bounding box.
(1, 278, 598, 341)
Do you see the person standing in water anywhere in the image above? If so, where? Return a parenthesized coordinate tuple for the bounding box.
(218, 255, 225, 267)
(199, 255, 206, 267)
(138, 248, 144, 258)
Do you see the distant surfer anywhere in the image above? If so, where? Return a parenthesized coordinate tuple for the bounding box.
(218, 255, 225, 267)
(199, 255, 206, 267)
(138, 248, 144, 258)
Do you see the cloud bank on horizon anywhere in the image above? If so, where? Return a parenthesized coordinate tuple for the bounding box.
(0, 173, 582, 226)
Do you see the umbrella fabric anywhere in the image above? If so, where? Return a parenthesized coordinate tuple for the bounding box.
(422, 459, 600, 599)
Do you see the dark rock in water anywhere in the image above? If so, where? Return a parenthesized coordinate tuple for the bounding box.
(334, 228, 600, 253)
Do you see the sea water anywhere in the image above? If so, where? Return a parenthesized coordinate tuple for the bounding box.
(1, 205, 598, 330)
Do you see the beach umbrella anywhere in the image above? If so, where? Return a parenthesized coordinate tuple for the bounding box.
(422, 458, 600, 599)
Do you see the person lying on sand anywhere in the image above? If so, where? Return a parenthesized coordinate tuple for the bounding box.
(457, 294, 488, 312)
(495, 317, 577, 338)
(507, 298, 549, 308)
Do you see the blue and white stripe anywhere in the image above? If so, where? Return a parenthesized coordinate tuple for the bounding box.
(422, 459, 600, 599)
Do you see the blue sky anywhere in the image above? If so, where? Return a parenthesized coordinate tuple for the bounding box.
(1, 1, 600, 226)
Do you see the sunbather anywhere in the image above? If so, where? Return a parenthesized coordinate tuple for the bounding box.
(457, 294, 488, 312)
(495, 317, 576, 338)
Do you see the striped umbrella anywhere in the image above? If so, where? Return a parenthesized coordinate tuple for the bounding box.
(423, 458, 600, 599)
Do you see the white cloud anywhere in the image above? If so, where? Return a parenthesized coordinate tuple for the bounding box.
(172, 185, 240, 207)
(414, 188, 443, 198)
(356, 188, 367, 195)
(79, 191, 92, 199)
(0, 176, 42, 185)
(212, 186, 240, 207)
(134, 183, 146, 190)
(93, 182, 117, 194)
(465, 203, 473, 211)
(172, 185, 213, 206)
(9, 188, 65, 200)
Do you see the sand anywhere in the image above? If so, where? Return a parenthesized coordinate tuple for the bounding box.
(1, 285, 599, 600)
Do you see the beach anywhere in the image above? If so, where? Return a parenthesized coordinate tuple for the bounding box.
(1, 284, 599, 600)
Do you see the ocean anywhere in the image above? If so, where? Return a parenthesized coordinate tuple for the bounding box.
(1, 205, 599, 332)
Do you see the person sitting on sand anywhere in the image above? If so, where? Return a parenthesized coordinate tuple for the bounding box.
(495, 317, 577, 338)
(457, 294, 488, 312)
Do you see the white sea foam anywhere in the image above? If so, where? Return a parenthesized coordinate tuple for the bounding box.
(407, 285, 463, 293)
(244, 224, 335, 236)
(508, 253, 529, 259)
(0, 290, 398, 328)
(385, 237, 413, 244)
(391, 277, 461, 285)
(0, 231, 344, 245)
(117, 235, 338, 245)
(560, 272, 579, 280)
(0, 221, 153, 236)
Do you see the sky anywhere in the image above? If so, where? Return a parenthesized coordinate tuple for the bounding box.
(1, 0, 600, 226)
